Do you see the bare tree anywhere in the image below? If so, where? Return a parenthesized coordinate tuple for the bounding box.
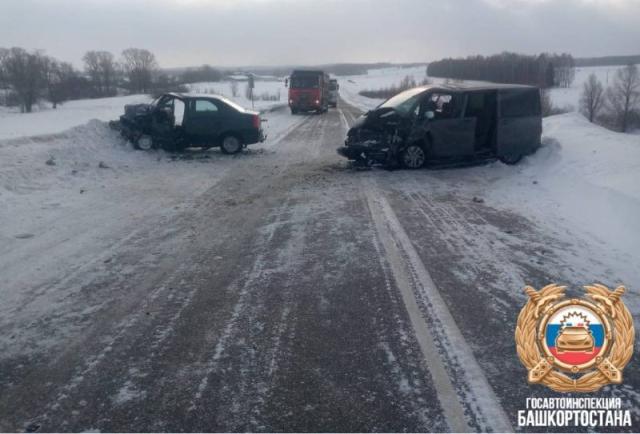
(579, 73, 604, 123)
(554, 53, 576, 88)
(44, 58, 79, 108)
(0, 47, 8, 85)
(2, 47, 46, 112)
(83, 51, 118, 97)
(120, 48, 158, 94)
(606, 64, 640, 132)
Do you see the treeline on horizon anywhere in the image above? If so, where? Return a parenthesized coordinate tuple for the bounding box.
(427, 52, 577, 88)
(575, 54, 640, 67)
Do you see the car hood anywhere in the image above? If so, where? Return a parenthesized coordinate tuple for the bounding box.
(124, 103, 153, 119)
(348, 107, 401, 135)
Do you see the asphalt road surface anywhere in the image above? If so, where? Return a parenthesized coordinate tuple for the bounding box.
(1, 101, 638, 432)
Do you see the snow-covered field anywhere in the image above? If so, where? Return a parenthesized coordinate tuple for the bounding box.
(0, 95, 151, 140)
(185, 78, 287, 112)
(487, 113, 640, 289)
(339, 65, 429, 111)
(549, 65, 623, 111)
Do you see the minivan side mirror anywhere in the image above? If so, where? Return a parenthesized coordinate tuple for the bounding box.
(425, 110, 435, 120)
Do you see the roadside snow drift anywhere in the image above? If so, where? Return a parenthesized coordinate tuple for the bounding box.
(0, 95, 152, 140)
(487, 113, 640, 280)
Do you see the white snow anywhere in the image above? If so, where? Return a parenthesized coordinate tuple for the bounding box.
(0, 105, 304, 358)
(0, 95, 152, 140)
(185, 78, 287, 112)
(339, 65, 429, 111)
(549, 65, 623, 111)
(484, 113, 640, 287)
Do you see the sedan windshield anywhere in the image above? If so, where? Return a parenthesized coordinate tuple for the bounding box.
(378, 88, 424, 116)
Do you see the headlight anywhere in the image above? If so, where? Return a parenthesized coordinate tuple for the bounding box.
(315, 100, 320, 104)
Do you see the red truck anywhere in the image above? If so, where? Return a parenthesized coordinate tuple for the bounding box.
(288, 70, 330, 114)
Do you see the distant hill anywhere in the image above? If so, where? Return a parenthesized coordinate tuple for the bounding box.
(575, 55, 640, 67)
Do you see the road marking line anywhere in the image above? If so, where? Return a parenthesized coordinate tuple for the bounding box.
(364, 183, 513, 433)
(338, 108, 350, 130)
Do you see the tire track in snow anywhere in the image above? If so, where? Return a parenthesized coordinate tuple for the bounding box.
(337, 102, 511, 431)
(364, 182, 512, 432)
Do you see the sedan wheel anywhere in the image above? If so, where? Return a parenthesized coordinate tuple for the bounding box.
(221, 135, 242, 154)
(135, 134, 154, 151)
(402, 145, 426, 169)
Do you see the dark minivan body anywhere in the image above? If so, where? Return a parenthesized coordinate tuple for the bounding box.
(118, 93, 265, 153)
(337, 83, 542, 168)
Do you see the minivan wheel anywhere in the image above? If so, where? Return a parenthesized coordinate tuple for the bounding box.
(499, 153, 523, 165)
(221, 135, 242, 155)
(135, 134, 154, 151)
(401, 144, 426, 169)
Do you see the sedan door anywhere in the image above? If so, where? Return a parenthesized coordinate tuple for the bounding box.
(426, 93, 476, 158)
(183, 98, 223, 146)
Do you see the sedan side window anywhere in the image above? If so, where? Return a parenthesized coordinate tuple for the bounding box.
(194, 99, 219, 113)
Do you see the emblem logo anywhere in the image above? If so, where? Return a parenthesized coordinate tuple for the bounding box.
(516, 284, 634, 392)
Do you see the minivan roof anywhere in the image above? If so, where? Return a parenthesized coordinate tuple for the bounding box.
(291, 70, 326, 75)
(415, 82, 538, 93)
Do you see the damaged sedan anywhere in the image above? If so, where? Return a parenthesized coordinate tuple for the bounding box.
(116, 93, 265, 153)
(337, 83, 542, 168)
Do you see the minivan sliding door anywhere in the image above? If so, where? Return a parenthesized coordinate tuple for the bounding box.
(497, 89, 542, 158)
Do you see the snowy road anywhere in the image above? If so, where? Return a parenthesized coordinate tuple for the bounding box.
(1, 102, 639, 432)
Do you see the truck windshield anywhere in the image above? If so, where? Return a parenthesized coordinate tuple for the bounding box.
(291, 76, 320, 89)
(378, 88, 424, 116)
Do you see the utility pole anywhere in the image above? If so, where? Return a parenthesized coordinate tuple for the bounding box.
(248, 73, 255, 109)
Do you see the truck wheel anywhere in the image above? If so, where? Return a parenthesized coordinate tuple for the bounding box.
(134, 134, 154, 151)
(221, 135, 242, 155)
(291, 108, 298, 115)
(499, 153, 523, 165)
(401, 144, 426, 169)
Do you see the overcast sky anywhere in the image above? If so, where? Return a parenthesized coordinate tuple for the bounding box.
(1, 0, 639, 68)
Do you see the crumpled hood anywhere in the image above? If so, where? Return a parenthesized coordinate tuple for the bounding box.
(123, 103, 152, 119)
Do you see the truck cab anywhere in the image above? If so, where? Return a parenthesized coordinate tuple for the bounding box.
(288, 70, 330, 114)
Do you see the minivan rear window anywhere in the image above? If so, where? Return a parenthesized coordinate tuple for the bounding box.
(499, 89, 541, 118)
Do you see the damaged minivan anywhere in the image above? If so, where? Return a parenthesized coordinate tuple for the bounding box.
(116, 93, 265, 153)
(337, 83, 542, 168)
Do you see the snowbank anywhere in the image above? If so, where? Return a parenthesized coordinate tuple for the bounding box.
(0, 95, 152, 140)
(482, 113, 640, 286)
